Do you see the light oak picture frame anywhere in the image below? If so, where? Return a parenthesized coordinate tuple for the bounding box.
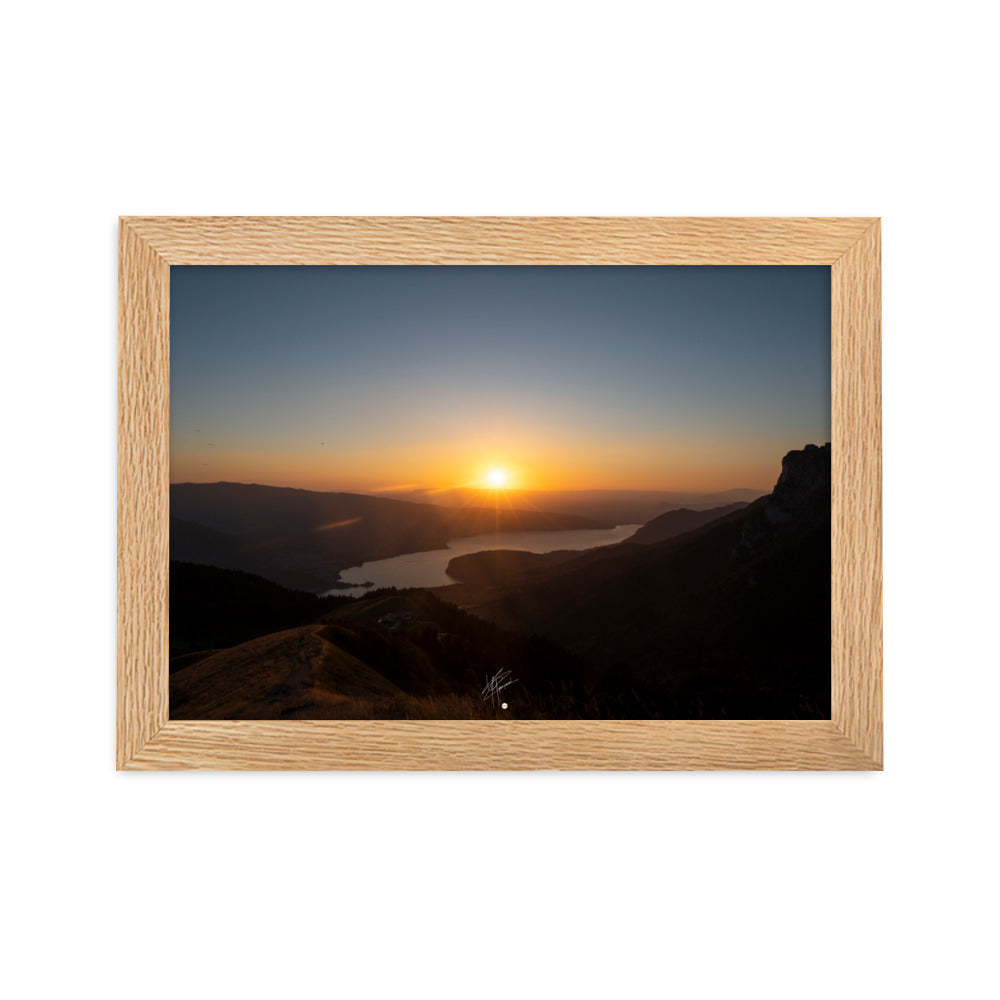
(117, 216, 881, 770)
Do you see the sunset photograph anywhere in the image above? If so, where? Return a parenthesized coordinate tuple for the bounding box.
(169, 264, 832, 720)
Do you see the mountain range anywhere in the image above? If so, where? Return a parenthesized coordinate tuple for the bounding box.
(442, 501, 749, 585)
(171, 481, 608, 591)
(443, 443, 831, 716)
(371, 485, 767, 526)
(170, 444, 831, 719)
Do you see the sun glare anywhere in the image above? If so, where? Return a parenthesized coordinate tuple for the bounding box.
(485, 468, 508, 488)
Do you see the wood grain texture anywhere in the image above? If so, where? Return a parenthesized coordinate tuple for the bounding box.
(116, 216, 883, 770)
(120, 216, 877, 265)
(117, 222, 170, 768)
(126, 720, 879, 771)
(831, 221, 883, 766)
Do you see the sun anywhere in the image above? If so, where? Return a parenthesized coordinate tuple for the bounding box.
(485, 468, 508, 488)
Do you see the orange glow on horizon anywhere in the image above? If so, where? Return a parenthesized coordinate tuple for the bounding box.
(168, 434, 789, 495)
(170, 265, 830, 502)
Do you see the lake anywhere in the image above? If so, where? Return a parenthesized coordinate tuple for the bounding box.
(323, 524, 641, 597)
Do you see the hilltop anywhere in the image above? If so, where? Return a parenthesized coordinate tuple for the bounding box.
(170, 580, 592, 719)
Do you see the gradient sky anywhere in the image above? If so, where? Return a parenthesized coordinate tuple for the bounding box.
(170, 266, 830, 492)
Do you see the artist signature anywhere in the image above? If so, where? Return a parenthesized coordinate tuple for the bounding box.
(481, 668, 518, 708)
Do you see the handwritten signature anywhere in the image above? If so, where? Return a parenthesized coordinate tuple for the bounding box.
(481, 668, 518, 708)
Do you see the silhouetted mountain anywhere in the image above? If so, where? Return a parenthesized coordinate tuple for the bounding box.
(169, 561, 353, 662)
(170, 518, 245, 570)
(372, 486, 768, 525)
(446, 548, 583, 585)
(464, 444, 832, 718)
(653, 488, 767, 510)
(169, 448, 831, 720)
(625, 501, 749, 544)
(442, 501, 748, 584)
(170, 482, 607, 591)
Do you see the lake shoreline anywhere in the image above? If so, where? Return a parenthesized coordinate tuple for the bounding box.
(322, 524, 642, 597)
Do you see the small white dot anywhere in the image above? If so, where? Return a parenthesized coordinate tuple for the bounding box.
(501, 703, 508, 710)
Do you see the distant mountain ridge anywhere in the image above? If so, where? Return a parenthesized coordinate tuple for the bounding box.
(443, 501, 750, 584)
(626, 501, 749, 544)
(171, 481, 609, 592)
(372, 485, 768, 526)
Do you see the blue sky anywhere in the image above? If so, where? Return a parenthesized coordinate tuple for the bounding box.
(170, 265, 830, 492)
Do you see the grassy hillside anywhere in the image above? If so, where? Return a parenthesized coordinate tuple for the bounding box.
(170, 567, 595, 719)
(169, 561, 353, 660)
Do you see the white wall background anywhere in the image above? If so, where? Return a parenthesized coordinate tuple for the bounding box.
(3, 3, 997, 998)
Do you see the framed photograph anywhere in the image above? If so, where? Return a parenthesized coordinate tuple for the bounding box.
(118, 217, 881, 770)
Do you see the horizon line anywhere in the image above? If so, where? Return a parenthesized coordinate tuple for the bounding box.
(167, 479, 772, 496)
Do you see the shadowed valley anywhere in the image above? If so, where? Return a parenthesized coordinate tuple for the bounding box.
(171, 482, 609, 592)
(171, 445, 831, 720)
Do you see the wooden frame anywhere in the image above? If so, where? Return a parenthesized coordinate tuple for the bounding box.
(118, 217, 881, 770)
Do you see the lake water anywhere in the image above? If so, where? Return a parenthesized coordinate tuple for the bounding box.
(323, 524, 641, 597)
